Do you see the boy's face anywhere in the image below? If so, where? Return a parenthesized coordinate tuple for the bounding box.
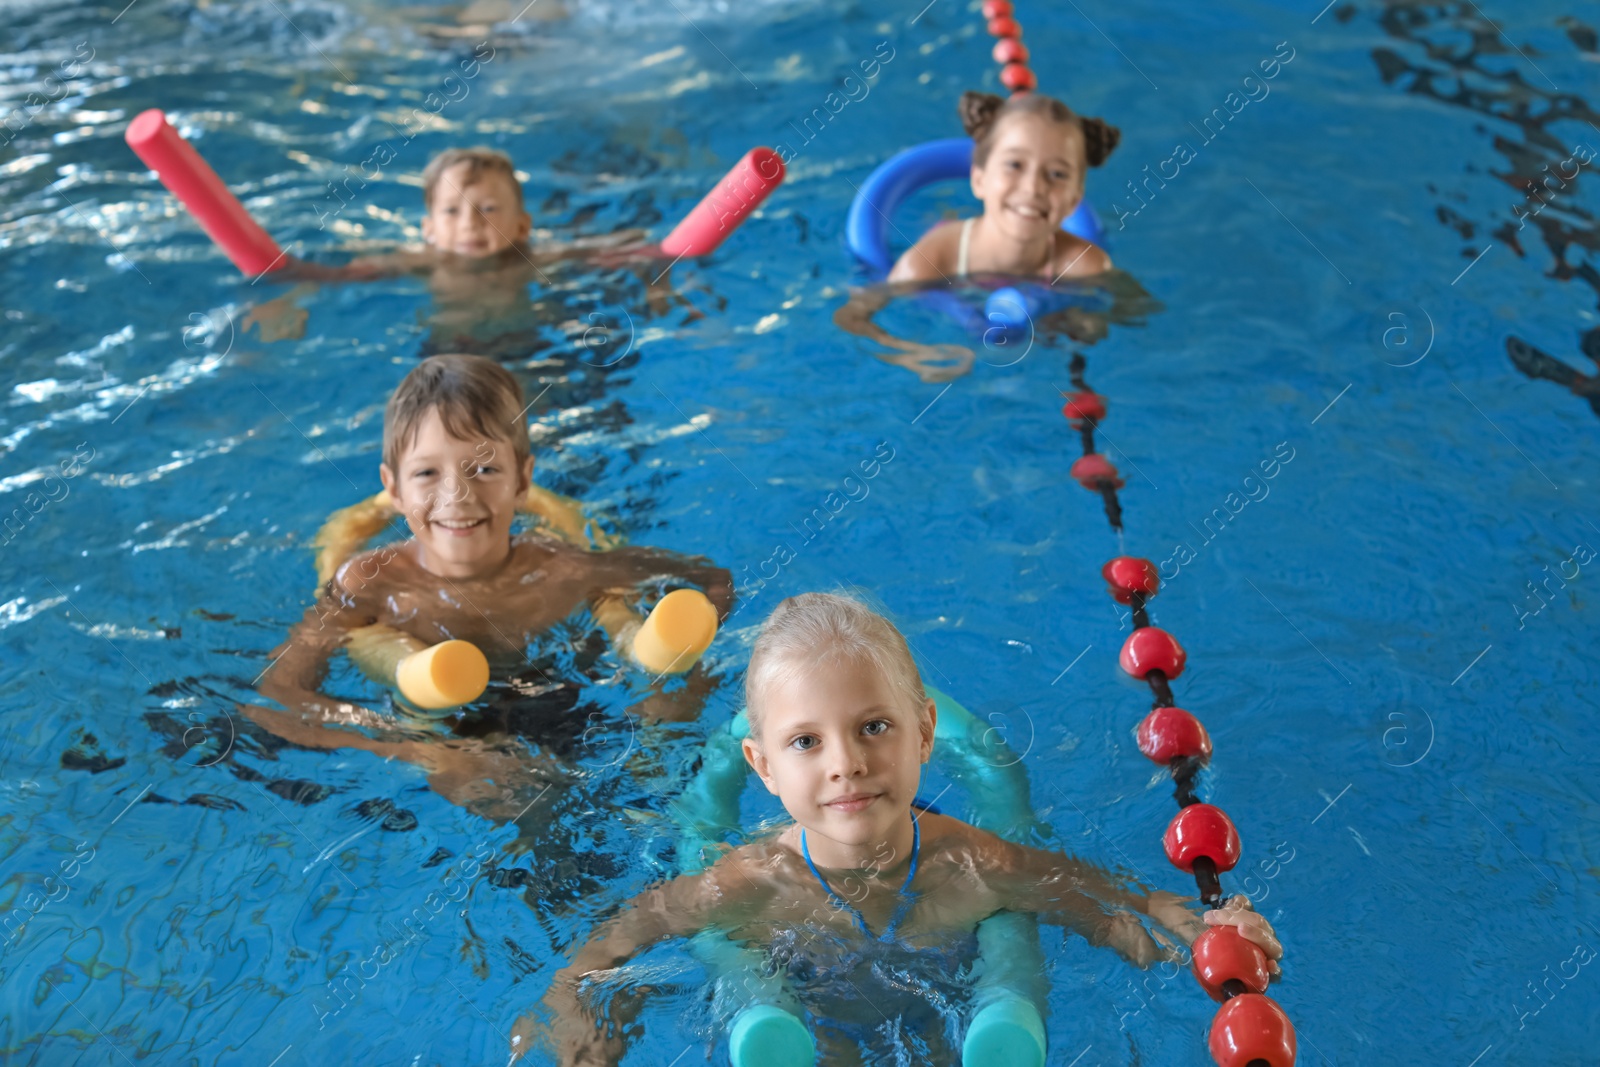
(971, 112, 1086, 242)
(744, 654, 936, 863)
(380, 407, 532, 580)
(422, 163, 531, 258)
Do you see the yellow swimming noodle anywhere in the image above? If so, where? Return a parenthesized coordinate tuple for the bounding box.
(593, 588, 719, 675)
(345, 623, 489, 710)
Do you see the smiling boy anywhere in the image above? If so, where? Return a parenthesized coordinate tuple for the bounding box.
(245, 148, 657, 348)
(251, 355, 732, 743)
(517, 593, 1281, 1065)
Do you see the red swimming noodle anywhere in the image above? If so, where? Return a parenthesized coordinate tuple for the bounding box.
(658, 147, 785, 259)
(125, 109, 286, 277)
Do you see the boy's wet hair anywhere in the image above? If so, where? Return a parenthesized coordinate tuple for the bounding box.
(960, 90, 1121, 169)
(421, 147, 526, 211)
(383, 354, 531, 474)
(745, 592, 927, 738)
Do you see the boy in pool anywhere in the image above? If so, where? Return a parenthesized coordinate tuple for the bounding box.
(834, 91, 1126, 382)
(514, 593, 1281, 1065)
(244, 147, 674, 349)
(244, 355, 733, 807)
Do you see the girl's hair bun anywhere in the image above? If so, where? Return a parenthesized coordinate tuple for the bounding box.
(961, 90, 1121, 169)
(959, 90, 1007, 140)
(1079, 117, 1121, 168)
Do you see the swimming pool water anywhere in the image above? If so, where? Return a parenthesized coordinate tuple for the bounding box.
(2, 0, 1598, 1063)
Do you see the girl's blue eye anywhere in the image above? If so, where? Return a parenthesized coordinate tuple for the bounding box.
(476, 465, 498, 476)
(791, 735, 818, 752)
(862, 719, 889, 737)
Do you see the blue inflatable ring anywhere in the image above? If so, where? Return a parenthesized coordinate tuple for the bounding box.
(845, 137, 1104, 278)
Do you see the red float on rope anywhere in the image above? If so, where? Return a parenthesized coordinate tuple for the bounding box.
(981, 0, 1013, 18)
(1013, 1, 1292, 1050)
(992, 38, 1030, 66)
(1061, 391, 1106, 422)
(1163, 803, 1241, 874)
(999, 63, 1037, 92)
(1119, 626, 1185, 679)
(1207, 994, 1297, 1067)
(1102, 556, 1158, 602)
(1191, 925, 1271, 1002)
(987, 16, 1022, 38)
(1136, 707, 1211, 763)
(1070, 453, 1123, 489)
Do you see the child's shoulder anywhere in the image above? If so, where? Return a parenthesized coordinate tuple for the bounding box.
(919, 812, 1032, 872)
(1049, 230, 1112, 278)
(888, 220, 963, 283)
(699, 835, 804, 904)
(498, 532, 670, 589)
(332, 540, 416, 599)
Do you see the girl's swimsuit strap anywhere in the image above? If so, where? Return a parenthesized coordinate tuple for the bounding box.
(801, 818, 921, 942)
(956, 216, 975, 277)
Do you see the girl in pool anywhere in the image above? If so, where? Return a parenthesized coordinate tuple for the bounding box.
(893, 91, 1119, 282)
(835, 91, 1128, 382)
(513, 592, 1281, 1065)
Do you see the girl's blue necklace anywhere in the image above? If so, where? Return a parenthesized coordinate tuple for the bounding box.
(800, 818, 921, 942)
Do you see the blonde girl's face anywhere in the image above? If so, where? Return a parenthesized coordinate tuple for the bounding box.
(971, 111, 1087, 241)
(743, 654, 935, 858)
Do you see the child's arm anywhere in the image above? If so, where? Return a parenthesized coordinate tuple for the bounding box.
(513, 858, 765, 1064)
(526, 227, 653, 269)
(599, 546, 735, 620)
(245, 589, 422, 752)
(1053, 233, 1113, 278)
(277, 248, 435, 282)
(1149, 890, 1282, 971)
(251, 585, 394, 732)
(986, 841, 1167, 965)
(247, 589, 556, 820)
(887, 225, 953, 285)
(240, 251, 436, 341)
(995, 841, 1283, 968)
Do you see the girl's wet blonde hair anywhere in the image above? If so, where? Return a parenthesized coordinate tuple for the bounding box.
(745, 592, 928, 738)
